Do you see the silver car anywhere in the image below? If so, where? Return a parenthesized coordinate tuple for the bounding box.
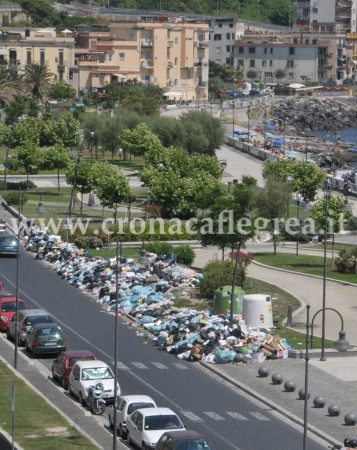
(6, 308, 53, 346)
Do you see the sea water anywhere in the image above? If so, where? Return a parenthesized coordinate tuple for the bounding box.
(313, 128, 357, 168)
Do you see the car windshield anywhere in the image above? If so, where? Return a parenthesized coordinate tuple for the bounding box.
(127, 402, 155, 415)
(1, 237, 17, 245)
(27, 316, 52, 326)
(37, 327, 62, 338)
(1, 302, 26, 312)
(69, 356, 95, 367)
(144, 414, 183, 431)
(81, 367, 113, 380)
(174, 439, 211, 450)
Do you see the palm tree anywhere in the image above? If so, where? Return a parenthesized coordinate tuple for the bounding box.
(0, 68, 27, 105)
(24, 63, 53, 98)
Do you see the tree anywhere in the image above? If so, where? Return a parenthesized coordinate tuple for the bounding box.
(262, 159, 325, 203)
(15, 143, 43, 187)
(48, 82, 76, 100)
(12, 117, 42, 147)
(18, 0, 59, 27)
(42, 143, 70, 193)
(91, 161, 131, 218)
(25, 64, 53, 98)
(246, 69, 258, 82)
(52, 113, 81, 148)
(275, 69, 286, 82)
(98, 116, 124, 161)
(0, 68, 28, 106)
(66, 160, 93, 215)
(120, 123, 163, 158)
(255, 176, 290, 255)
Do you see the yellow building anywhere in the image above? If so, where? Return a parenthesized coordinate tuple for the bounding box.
(72, 19, 209, 101)
(0, 27, 75, 83)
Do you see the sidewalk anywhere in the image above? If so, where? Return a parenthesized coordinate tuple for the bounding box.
(193, 244, 357, 446)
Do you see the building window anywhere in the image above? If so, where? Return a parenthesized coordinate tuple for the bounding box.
(270, 48, 273, 54)
(226, 57, 231, 65)
(174, 78, 177, 86)
(269, 60, 273, 66)
(232, 33, 235, 39)
(40, 50, 45, 66)
(108, 54, 112, 61)
(26, 49, 31, 65)
(129, 32, 135, 40)
(289, 47, 295, 55)
(214, 34, 222, 41)
(287, 60, 294, 68)
(264, 72, 273, 78)
(119, 53, 125, 61)
(216, 47, 221, 54)
(264, 47, 267, 54)
(218, 23, 222, 28)
(174, 57, 178, 65)
(198, 33, 204, 41)
(226, 45, 231, 52)
(250, 59, 255, 67)
(226, 33, 231, 40)
(262, 60, 267, 66)
(288, 72, 294, 78)
(238, 47, 244, 54)
(175, 37, 179, 45)
(90, 40, 97, 50)
(229, 23, 233, 28)
(58, 50, 64, 65)
(248, 47, 255, 54)
(238, 59, 244, 66)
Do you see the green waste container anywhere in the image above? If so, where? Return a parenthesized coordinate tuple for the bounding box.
(214, 285, 244, 315)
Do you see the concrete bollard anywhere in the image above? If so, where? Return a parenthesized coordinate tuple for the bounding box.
(298, 388, 311, 400)
(258, 366, 270, 378)
(284, 380, 296, 392)
(313, 396, 326, 408)
(328, 404, 341, 417)
(272, 373, 283, 385)
(344, 413, 357, 426)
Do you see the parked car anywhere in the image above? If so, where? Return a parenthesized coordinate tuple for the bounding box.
(0, 219, 6, 232)
(68, 360, 120, 405)
(343, 78, 354, 84)
(126, 407, 185, 450)
(25, 323, 67, 357)
(155, 430, 211, 450)
(250, 88, 261, 96)
(0, 234, 18, 256)
(7, 309, 53, 346)
(0, 297, 28, 332)
(52, 350, 96, 389)
(108, 394, 157, 438)
(0, 290, 13, 298)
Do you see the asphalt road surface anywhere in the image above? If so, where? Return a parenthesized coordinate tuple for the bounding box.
(0, 249, 329, 450)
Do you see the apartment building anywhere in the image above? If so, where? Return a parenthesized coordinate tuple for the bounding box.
(207, 18, 245, 67)
(233, 32, 353, 84)
(295, 0, 357, 34)
(72, 18, 209, 101)
(0, 27, 75, 82)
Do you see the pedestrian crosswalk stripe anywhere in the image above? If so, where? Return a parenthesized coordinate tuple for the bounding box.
(249, 412, 270, 421)
(172, 363, 189, 370)
(117, 362, 130, 370)
(151, 362, 169, 370)
(180, 411, 203, 422)
(226, 412, 248, 421)
(131, 362, 148, 369)
(203, 412, 225, 421)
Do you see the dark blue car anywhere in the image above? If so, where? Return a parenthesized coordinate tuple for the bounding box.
(0, 234, 18, 256)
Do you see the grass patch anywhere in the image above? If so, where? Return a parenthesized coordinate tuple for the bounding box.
(0, 360, 98, 449)
(88, 246, 142, 259)
(253, 253, 357, 284)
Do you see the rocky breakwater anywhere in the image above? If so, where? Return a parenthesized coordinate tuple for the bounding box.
(271, 97, 357, 132)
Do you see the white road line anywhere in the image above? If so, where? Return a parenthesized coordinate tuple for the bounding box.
(226, 412, 248, 421)
(180, 411, 204, 422)
(151, 362, 169, 370)
(172, 363, 189, 370)
(131, 362, 148, 369)
(249, 412, 270, 421)
(117, 362, 130, 370)
(203, 412, 225, 421)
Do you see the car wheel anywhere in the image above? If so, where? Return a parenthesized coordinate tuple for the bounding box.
(6, 328, 12, 340)
(18, 336, 24, 347)
(78, 391, 85, 406)
(142, 443, 149, 450)
(25, 341, 31, 353)
(68, 383, 74, 397)
(127, 431, 132, 445)
(61, 377, 67, 390)
(52, 368, 56, 381)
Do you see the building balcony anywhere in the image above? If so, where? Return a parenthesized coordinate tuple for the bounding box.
(198, 41, 209, 48)
(141, 40, 153, 47)
(167, 40, 174, 47)
(141, 60, 153, 68)
(167, 61, 173, 68)
(194, 60, 208, 67)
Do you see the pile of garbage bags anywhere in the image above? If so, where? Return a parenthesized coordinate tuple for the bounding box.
(22, 225, 291, 364)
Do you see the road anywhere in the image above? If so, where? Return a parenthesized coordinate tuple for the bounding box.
(0, 247, 328, 450)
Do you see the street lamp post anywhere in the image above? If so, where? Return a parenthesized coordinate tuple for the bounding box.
(303, 305, 350, 450)
(14, 188, 45, 370)
(286, 176, 292, 218)
(321, 179, 331, 361)
(295, 192, 302, 256)
(332, 132, 340, 177)
(118, 148, 123, 167)
(247, 106, 251, 144)
(232, 102, 235, 137)
(113, 230, 122, 450)
(3, 123, 15, 194)
(68, 143, 85, 221)
(304, 129, 309, 163)
(90, 131, 95, 163)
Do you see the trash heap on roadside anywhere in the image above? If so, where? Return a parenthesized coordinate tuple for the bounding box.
(22, 225, 291, 364)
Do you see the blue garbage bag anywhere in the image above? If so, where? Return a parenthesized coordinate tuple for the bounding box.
(139, 315, 157, 324)
(215, 348, 237, 364)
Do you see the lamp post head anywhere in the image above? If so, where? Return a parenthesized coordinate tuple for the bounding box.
(36, 202, 45, 214)
(90, 131, 95, 138)
(333, 330, 351, 352)
(296, 192, 302, 203)
(286, 176, 292, 185)
(158, 163, 165, 171)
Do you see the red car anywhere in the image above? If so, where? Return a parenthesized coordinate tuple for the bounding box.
(52, 350, 96, 389)
(0, 297, 28, 332)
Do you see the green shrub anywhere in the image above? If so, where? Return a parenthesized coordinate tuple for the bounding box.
(0, 180, 36, 190)
(74, 236, 103, 249)
(175, 245, 195, 265)
(145, 241, 174, 255)
(5, 156, 21, 171)
(3, 192, 28, 206)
